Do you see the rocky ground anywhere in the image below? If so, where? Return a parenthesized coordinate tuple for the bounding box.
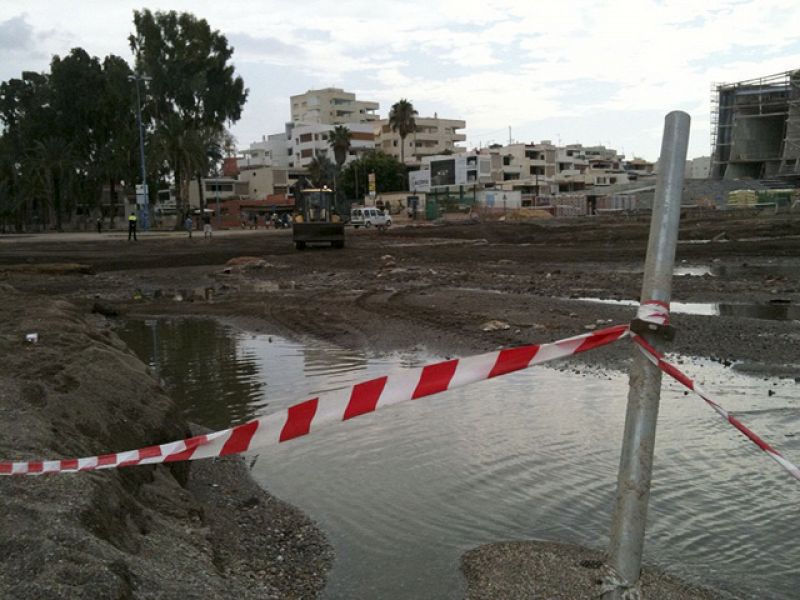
(1, 210, 798, 598)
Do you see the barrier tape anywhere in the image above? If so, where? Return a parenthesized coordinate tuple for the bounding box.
(2, 302, 798, 485)
(635, 299, 670, 326)
(632, 333, 800, 483)
(0, 324, 628, 476)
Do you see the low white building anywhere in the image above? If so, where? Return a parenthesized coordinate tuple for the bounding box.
(237, 131, 292, 170)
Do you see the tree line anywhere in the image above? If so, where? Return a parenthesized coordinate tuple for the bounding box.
(0, 9, 246, 232)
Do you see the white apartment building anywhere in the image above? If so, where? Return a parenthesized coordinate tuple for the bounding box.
(290, 121, 376, 168)
(237, 132, 292, 170)
(290, 87, 379, 125)
(375, 116, 467, 164)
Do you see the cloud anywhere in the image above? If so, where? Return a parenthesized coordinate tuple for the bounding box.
(0, 14, 36, 50)
(228, 32, 306, 63)
(6, 0, 800, 159)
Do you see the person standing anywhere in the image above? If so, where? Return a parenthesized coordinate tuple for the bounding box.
(96, 216, 102, 234)
(127, 211, 137, 241)
(184, 214, 194, 239)
(202, 211, 212, 240)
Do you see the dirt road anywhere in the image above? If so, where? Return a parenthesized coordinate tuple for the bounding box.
(2, 211, 798, 599)
(3, 212, 798, 375)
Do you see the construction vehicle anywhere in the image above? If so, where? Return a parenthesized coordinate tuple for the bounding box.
(292, 187, 345, 250)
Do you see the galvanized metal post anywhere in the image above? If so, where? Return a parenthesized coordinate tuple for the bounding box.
(604, 111, 690, 598)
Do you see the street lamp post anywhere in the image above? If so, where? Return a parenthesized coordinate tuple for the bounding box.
(129, 73, 152, 231)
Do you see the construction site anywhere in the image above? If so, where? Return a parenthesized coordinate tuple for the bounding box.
(711, 68, 800, 182)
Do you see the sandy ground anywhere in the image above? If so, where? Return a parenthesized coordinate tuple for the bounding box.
(1, 210, 798, 598)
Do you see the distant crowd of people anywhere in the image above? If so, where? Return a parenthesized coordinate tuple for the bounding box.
(239, 211, 291, 229)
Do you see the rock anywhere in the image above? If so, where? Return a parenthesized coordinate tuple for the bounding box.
(481, 320, 511, 332)
(92, 301, 121, 317)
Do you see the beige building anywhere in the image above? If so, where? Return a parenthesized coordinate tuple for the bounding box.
(290, 87, 379, 125)
(486, 141, 631, 196)
(375, 116, 466, 164)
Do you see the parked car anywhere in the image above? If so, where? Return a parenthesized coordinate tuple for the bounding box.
(350, 206, 391, 229)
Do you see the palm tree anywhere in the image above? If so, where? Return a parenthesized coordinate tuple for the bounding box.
(388, 99, 417, 166)
(329, 125, 352, 170)
(328, 125, 352, 201)
(307, 155, 335, 188)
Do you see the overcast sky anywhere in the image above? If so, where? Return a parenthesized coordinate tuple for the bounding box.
(2, 1, 800, 161)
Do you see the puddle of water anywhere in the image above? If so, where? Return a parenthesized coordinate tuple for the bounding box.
(118, 319, 800, 600)
(673, 265, 714, 276)
(575, 297, 800, 320)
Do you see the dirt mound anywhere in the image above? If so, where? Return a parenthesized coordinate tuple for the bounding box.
(0, 286, 331, 599)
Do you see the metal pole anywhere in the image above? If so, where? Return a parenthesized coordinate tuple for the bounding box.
(132, 75, 149, 231)
(215, 165, 221, 230)
(604, 111, 690, 598)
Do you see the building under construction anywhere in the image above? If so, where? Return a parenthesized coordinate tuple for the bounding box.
(711, 69, 800, 181)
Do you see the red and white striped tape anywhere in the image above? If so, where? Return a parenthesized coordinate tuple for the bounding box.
(636, 299, 670, 326)
(3, 303, 798, 485)
(632, 333, 800, 483)
(0, 324, 629, 476)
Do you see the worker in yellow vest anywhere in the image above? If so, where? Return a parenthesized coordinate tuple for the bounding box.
(128, 211, 138, 241)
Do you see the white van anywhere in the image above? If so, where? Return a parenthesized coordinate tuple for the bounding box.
(350, 207, 391, 229)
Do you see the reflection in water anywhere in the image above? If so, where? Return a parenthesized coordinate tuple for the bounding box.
(120, 319, 265, 428)
(119, 319, 799, 600)
(576, 297, 799, 321)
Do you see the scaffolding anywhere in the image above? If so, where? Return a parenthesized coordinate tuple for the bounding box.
(710, 69, 800, 180)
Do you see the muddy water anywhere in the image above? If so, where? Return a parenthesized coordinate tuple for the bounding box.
(119, 319, 800, 600)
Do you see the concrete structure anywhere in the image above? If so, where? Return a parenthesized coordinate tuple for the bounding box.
(711, 69, 800, 181)
(624, 157, 657, 178)
(376, 116, 466, 164)
(290, 87, 379, 125)
(686, 156, 711, 179)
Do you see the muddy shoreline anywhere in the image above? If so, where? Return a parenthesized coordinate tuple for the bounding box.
(1, 213, 798, 598)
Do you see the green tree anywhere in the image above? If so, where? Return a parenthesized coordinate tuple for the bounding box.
(329, 125, 352, 169)
(307, 155, 336, 188)
(96, 55, 138, 227)
(26, 137, 75, 231)
(0, 71, 53, 229)
(388, 99, 417, 168)
(129, 9, 248, 218)
(339, 150, 407, 199)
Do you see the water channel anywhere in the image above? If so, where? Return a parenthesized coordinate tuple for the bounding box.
(119, 318, 799, 599)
